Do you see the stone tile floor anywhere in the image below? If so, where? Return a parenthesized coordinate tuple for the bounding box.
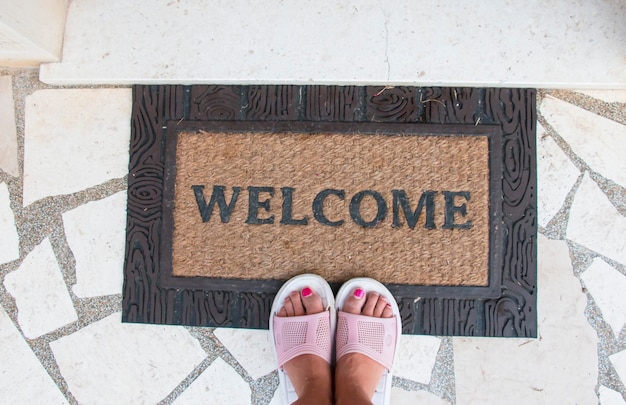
(0, 68, 625, 404)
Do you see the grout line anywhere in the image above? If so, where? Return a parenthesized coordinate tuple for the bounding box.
(544, 89, 626, 126)
(13, 176, 127, 263)
(0, 67, 133, 404)
(540, 172, 584, 240)
(535, 90, 625, 402)
(250, 372, 279, 405)
(159, 325, 276, 404)
(566, 240, 626, 400)
(392, 376, 429, 395)
(430, 336, 457, 404)
(537, 96, 626, 217)
(158, 356, 213, 405)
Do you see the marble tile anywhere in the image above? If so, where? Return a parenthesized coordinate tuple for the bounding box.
(213, 328, 275, 380)
(454, 235, 598, 405)
(541, 95, 626, 189)
(567, 173, 626, 266)
(268, 390, 281, 405)
(0, 182, 19, 264)
(576, 90, 626, 104)
(3, 238, 77, 339)
(390, 388, 450, 405)
(50, 312, 206, 405)
(0, 75, 19, 177)
(580, 258, 626, 338)
(393, 335, 441, 384)
(173, 357, 251, 404)
(536, 123, 580, 227)
(22, 88, 131, 206)
(611, 350, 626, 389)
(40, 0, 626, 87)
(0, 306, 68, 404)
(599, 385, 626, 405)
(62, 191, 126, 297)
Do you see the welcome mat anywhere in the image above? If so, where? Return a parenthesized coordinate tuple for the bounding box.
(168, 125, 494, 286)
(122, 85, 537, 337)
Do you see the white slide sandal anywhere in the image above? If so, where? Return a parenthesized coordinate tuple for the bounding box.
(270, 274, 336, 405)
(335, 277, 402, 405)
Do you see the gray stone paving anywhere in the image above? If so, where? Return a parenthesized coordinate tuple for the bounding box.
(0, 66, 625, 404)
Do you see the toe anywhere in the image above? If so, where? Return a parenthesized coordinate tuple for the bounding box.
(301, 287, 325, 314)
(361, 292, 380, 316)
(341, 287, 366, 314)
(277, 307, 288, 317)
(372, 295, 388, 317)
(283, 296, 295, 316)
(289, 291, 305, 316)
(381, 303, 394, 318)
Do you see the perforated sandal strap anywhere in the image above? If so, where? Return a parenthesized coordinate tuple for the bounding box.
(335, 311, 398, 371)
(273, 311, 332, 368)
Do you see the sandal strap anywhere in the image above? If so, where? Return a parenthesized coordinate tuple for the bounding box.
(273, 311, 332, 368)
(336, 311, 398, 371)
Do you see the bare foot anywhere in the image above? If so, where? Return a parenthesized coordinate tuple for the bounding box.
(276, 287, 332, 405)
(335, 288, 394, 405)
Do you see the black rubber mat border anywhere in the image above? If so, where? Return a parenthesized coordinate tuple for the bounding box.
(122, 85, 537, 337)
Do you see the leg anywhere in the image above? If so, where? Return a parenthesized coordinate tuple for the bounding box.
(334, 288, 394, 405)
(276, 287, 333, 405)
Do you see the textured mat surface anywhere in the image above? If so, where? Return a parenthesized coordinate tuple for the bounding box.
(170, 128, 490, 286)
(122, 85, 537, 337)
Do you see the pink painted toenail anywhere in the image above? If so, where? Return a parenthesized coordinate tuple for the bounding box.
(301, 287, 313, 297)
(354, 288, 365, 299)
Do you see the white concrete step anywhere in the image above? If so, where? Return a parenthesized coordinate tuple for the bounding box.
(40, 0, 626, 88)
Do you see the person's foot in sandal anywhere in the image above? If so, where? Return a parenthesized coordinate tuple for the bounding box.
(334, 278, 401, 405)
(271, 274, 335, 405)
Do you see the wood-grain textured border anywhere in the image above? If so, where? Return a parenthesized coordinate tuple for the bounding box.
(122, 85, 537, 337)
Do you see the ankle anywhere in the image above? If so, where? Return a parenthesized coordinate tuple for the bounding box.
(294, 378, 332, 405)
(284, 355, 332, 404)
(334, 384, 373, 405)
(334, 353, 385, 404)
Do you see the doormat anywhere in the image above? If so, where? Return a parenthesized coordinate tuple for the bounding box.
(122, 85, 537, 338)
(168, 127, 493, 286)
